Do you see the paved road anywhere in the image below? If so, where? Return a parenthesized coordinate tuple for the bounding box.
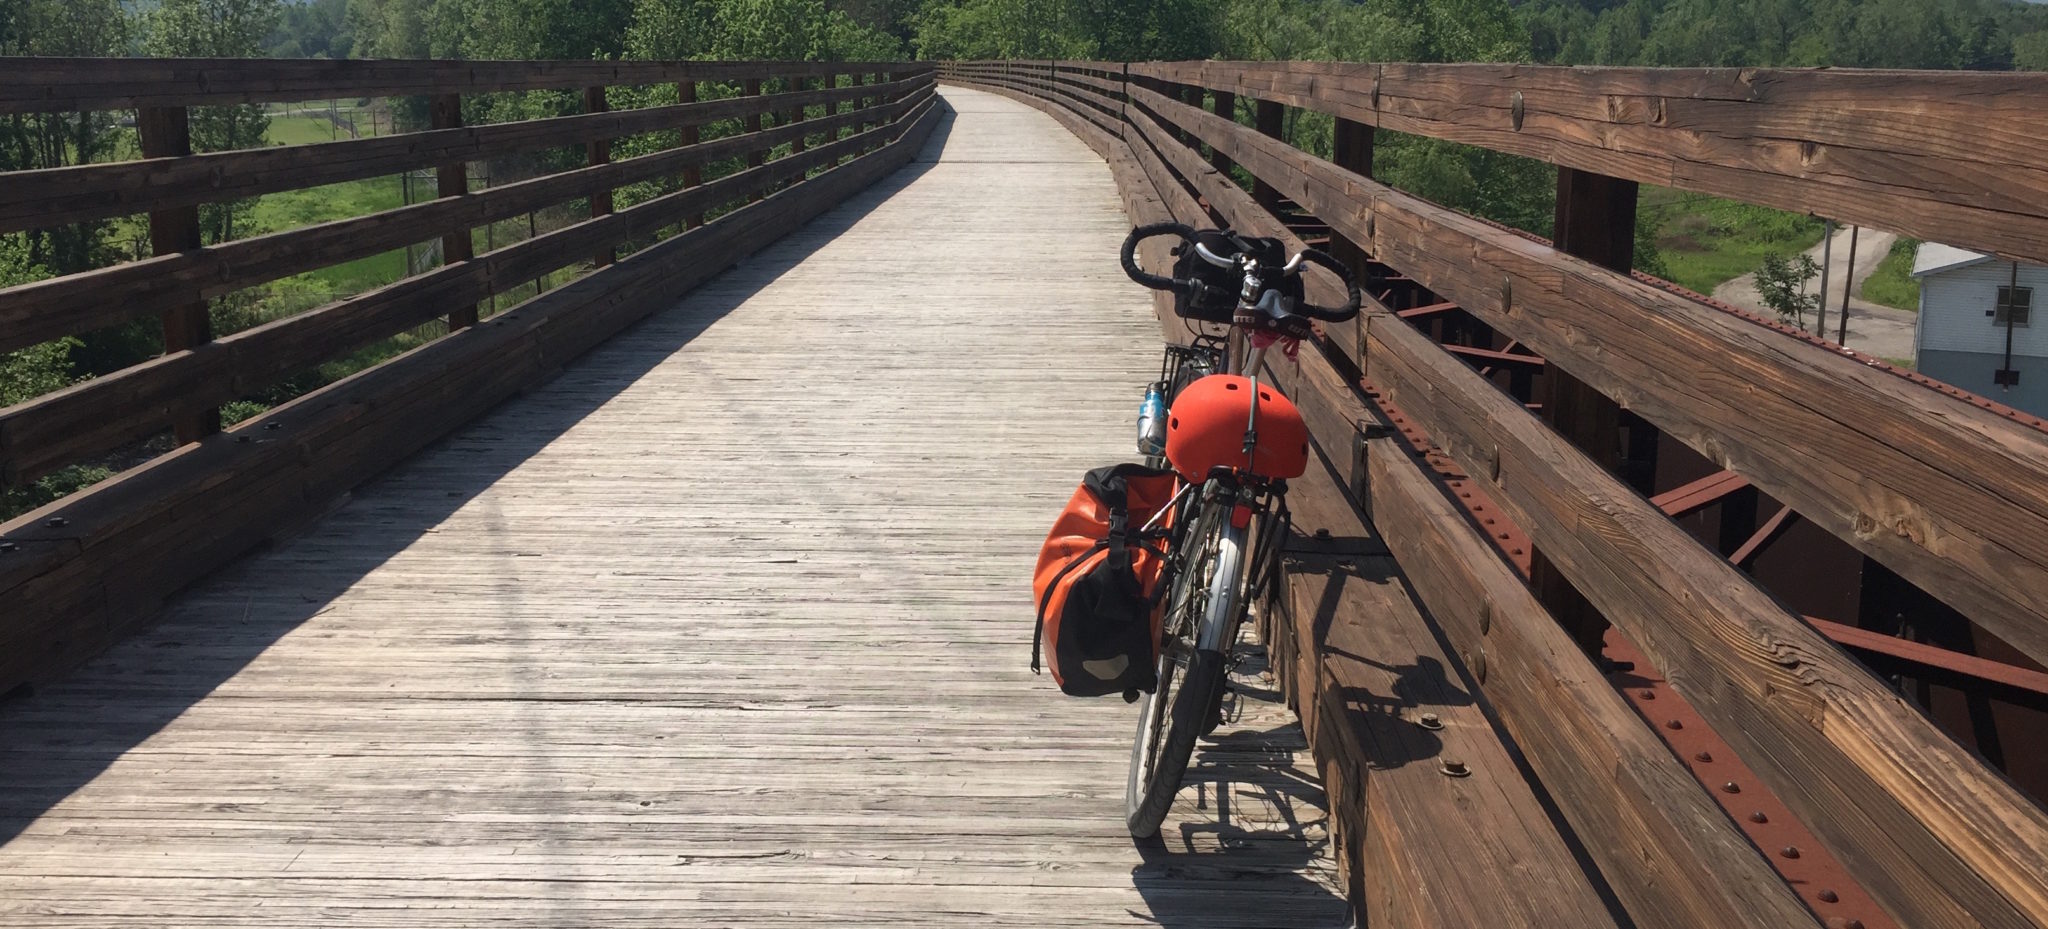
(1712, 225, 1917, 362)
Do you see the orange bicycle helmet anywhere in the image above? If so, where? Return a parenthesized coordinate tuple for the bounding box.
(1165, 375, 1310, 481)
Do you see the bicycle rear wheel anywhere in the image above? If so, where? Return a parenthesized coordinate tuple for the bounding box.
(1125, 495, 1245, 838)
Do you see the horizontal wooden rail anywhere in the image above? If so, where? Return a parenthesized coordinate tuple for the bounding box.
(0, 79, 930, 356)
(1, 75, 928, 235)
(0, 83, 939, 691)
(0, 57, 922, 114)
(0, 91, 932, 484)
(1125, 82, 2048, 673)
(1130, 60, 2048, 266)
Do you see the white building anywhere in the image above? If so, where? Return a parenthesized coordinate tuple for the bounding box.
(1912, 243, 2046, 414)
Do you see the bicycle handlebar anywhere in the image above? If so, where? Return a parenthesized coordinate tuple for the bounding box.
(1120, 222, 1197, 293)
(1288, 248, 1363, 323)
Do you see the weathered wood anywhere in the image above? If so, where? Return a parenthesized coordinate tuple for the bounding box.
(1125, 82, 2048, 676)
(1530, 166, 1635, 656)
(0, 89, 924, 359)
(678, 81, 705, 229)
(1362, 311, 2048, 929)
(135, 105, 216, 446)
(583, 86, 616, 268)
(1129, 60, 2048, 266)
(0, 95, 932, 485)
(0, 76, 929, 235)
(0, 58, 925, 114)
(429, 93, 478, 330)
(1252, 98, 1284, 210)
(744, 78, 766, 203)
(0, 96, 942, 695)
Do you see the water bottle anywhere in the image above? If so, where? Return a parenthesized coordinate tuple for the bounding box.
(1136, 384, 1168, 457)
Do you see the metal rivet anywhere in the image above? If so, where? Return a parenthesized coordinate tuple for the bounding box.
(1825, 919, 1864, 929)
(1314, 528, 1332, 540)
(1510, 91, 1525, 130)
(1665, 719, 1683, 730)
(44, 517, 67, 529)
(1693, 752, 1713, 763)
(264, 422, 281, 430)
(0, 542, 16, 553)
(1417, 712, 1443, 731)
(1439, 758, 1470, 778)
(1722, 782, 1742, 794)
(1818, 890, 1840, 904)
(1639, 690, 1656, 700)
(1781, 846, 1801, 859)
(1749, 811, 1768, 824)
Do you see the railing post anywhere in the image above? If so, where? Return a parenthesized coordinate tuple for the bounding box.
(431, 93, 478, 329)
(1209, 90, 1236, 176)
(1253, 98, 1285, 210)
(744, 77, 766, 203)
(137, 105, 218, 444)
(1330, 116, 1375, 279)
(678, 80, 704, 229)
(584, 85, 615, 266)
(1531, 166, 1638, 656)
(788, 74, 808, 157)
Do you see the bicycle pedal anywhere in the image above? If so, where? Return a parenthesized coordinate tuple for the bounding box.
(1122, 688, 1142, 704)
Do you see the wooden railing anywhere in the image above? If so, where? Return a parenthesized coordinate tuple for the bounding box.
(943, 60, 2048, 929)
(0, 58, 939, 690)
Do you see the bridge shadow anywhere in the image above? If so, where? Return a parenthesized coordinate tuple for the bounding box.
(0, 98, 960, 845)
(1127, 647, 1354, 927)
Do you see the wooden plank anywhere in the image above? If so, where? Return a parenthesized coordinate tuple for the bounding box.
(1361, 311, 2048, 929)
(0, 89, 926, 358)
(1124, 82, 2048, 676)
(1129, 60, 2048, 265)
(0, 76, 929, 235)
(1270, 423, 1622, 929)
(0, 95, 933, 485)
(0, 58, 926, 114)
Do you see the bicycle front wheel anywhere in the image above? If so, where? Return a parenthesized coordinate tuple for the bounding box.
(1126, 496, 1245, 838)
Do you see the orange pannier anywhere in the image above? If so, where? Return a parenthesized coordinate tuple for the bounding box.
(1032, 464, 1180, 696)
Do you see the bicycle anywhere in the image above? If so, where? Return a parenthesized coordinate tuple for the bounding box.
(1114, 223, 1362, 839)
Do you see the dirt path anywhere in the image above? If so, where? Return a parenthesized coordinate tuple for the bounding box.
(1710, 225, 1917, 361)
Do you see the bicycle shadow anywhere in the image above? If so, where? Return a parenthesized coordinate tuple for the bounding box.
(1126, 648, 1355, 927)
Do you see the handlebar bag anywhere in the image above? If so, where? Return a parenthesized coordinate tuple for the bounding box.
(1171, 231, 1303, 325)
(1031, 464, 1179, 696)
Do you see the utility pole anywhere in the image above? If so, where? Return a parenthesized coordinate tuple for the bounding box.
(1815, 218, 1834, 336)
(1838, 225, 1860, 345)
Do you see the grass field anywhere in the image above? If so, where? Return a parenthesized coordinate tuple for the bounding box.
(1641, 187, 1827, 294)
(1861, 238, 1921, 311)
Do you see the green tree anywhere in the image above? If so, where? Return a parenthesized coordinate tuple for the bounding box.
(0, 0, 133, 275)
(1755, 252, 1822, 328)
(269, 0, 354, 58)
(146, 0, 283, 244)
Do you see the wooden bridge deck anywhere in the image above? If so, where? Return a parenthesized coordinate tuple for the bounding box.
(0, 88, 1345, 927)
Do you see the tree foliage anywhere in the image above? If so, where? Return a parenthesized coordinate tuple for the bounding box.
(1755, 252, 1823, 328)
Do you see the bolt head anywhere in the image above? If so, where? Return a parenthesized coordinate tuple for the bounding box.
(1748, 811, 1768, 824)
(1665, 719, 1683, 730)
(1721, 782, 1741, 794)
(1439, 758, 1470, 778)
(1694, 752, 1713, 763)
(1417, 712, 1443, 730)
(44, 517, 67, 529)
(1817, 890, 1839, 904)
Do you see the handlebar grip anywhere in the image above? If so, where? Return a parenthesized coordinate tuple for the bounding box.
(1293, 248, 1363, 322)
(1120, 222, 1197, 292)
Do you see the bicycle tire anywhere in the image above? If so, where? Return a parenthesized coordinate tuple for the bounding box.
(1126, 497, 1243, 838)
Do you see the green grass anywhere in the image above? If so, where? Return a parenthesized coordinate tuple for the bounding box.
(1861, 238, 1921, 312)
(1640, 187, 1827, 294)
(266, 114, 345, 145)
